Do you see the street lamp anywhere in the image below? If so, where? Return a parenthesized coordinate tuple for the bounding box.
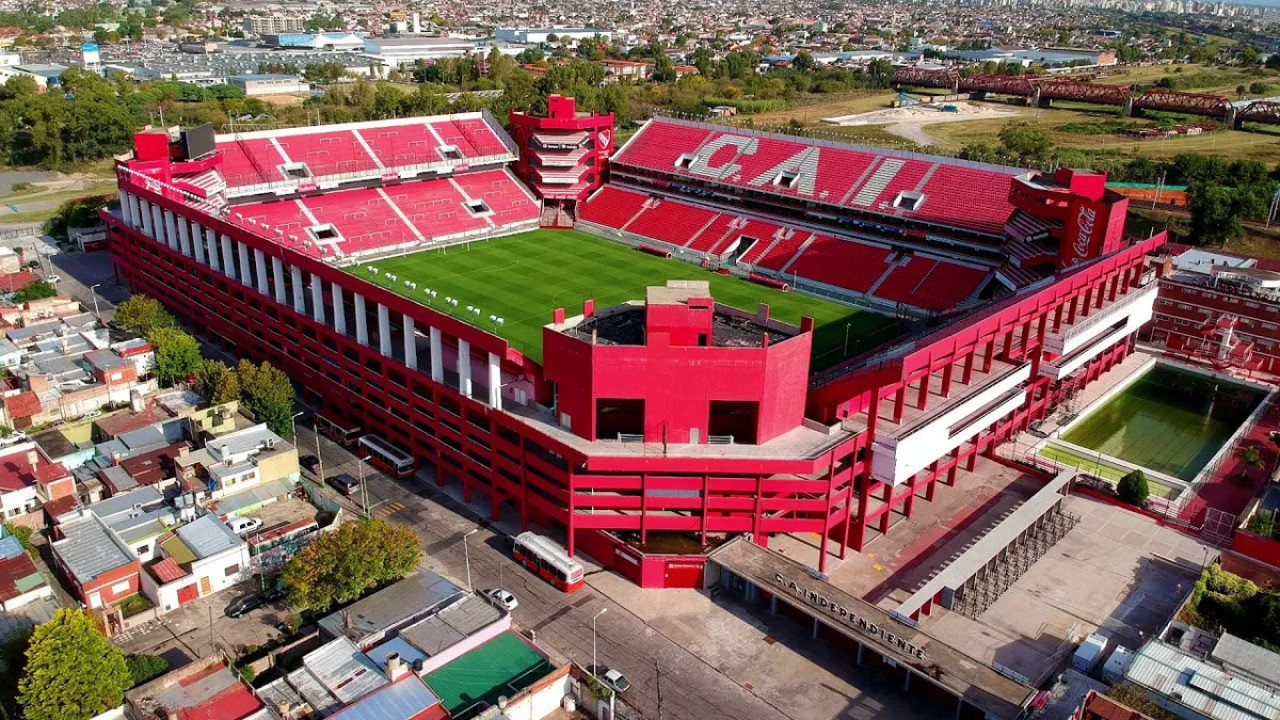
(88, 283, 101, 323)
(290, 411, 305, 447)
(462, 528, 479, 592)
(356, 456, 372, 516)
(592, 608, 607, 674)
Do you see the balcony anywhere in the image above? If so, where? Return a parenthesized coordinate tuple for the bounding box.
(1043, 281, 1158, 358)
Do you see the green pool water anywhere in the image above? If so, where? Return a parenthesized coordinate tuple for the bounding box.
(1062, 365, 1265, 481)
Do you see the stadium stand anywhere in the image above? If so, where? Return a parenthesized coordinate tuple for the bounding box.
(873, 256, 989, 311)
(354, 125, 444, 168)
(272, 131, 377, 178)
(452, 170, 542, 226)
(578, 186, 652, 229)
(218, 137, 285, 187)
(626, 198, 719, 248)
(783, 236, 895, 294)
(611, 118, 1018, 237)
(686, 214, 737, 252)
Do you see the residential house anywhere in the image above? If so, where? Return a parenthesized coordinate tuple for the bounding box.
(125, 656, 274, 720)
(0, 440, 72, 526)
(142, 513, 249, 612)
(51, 511, 141, 608)
(0, 534, 51, 611)
(178, 423, 299, 501)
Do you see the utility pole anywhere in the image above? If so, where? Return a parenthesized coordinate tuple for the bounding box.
(313, 421, 325, 482)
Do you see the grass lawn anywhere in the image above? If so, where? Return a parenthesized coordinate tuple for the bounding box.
(743, 91, 895, 125)
(922, 103, 1280, 165)
(1037, 444, 1180, 499)
(346, 229, 900, 367)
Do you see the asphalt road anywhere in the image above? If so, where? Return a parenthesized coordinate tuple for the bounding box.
(294, 421, 788, 720)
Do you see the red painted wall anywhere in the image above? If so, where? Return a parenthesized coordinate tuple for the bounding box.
(543, 317, 811, 444)
(1231, 529, 1280, 568)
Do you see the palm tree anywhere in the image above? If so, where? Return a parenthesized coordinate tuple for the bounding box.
(1235, 445, 1265, 482)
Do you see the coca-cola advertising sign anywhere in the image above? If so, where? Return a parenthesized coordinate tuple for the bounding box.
(1067, 203, 1099, 266)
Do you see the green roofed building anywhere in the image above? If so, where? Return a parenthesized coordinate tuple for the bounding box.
(421, 631, 555, 719)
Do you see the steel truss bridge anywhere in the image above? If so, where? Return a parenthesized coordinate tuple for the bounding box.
(892, 67, 1280, 125)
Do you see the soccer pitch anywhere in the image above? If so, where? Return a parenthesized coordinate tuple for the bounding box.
(346, 229, 900, 367)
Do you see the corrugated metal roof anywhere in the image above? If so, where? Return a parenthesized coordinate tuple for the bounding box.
(319, 571, 463, 644)
(328, 676, 441, 720)
(206, 477, 296, 515)
(400, 596, 503, 657)
(176, 514, 242, 560)
(52, 514, 135, 584)
(302, 636, 389, 704)
(1126, 641, 1280, 720)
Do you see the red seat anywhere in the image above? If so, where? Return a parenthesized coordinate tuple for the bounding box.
(578, 187, 651, 229)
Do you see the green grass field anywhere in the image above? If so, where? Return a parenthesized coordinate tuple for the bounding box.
(1036, 444, 1180, 499)
(346, 229, 900, 367)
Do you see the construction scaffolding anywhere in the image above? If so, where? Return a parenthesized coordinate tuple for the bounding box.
(950, 505, 1081, 618)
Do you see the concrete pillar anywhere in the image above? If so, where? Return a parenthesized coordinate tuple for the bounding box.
(163, 211, 177, 250)
(254, 248, 269, 295)
(458, 339, 472, 398)
(118, 191, 132, 226)
(770, 596, 778, 614)
(812, 617, 821, 639)
(311, 275, 325, 325)
(291, 266, 305, 314)
(917, 371, 931, 410)
(177, 215, 191, 256)
(430, 327, 443, 382)
(237, 241, 251, 286)
(856, 644, 865, 666)
(903, 672, 912, 692)
(487, 352, 501, 408)
(205, 228, 219, 271)
(377, 303, 392, 357)
(138, 199, 151, 237)
(272, 257, 286, 305)
(331, 284, 346, 335)
(220, 235, 235, 277)
(129, 195, 143, 231)
(354, 293, 369, 345)
(151, 205, 163, 243)
(404, 316, 417, 369)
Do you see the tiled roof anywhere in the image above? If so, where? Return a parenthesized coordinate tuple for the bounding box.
(4, 391, 40, 420)
(150, 556, 188, 584)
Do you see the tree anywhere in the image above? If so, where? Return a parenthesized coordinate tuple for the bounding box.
(11, 280, 55, 303)
(281, 519, 422, 610)
(147, 327, 203, 387)
(793, 51, 816, 72)
(1235, 445, 1265, 481)
(195, 360, 240, 405)
(1117, 469, 1149, 507)
(998, 124, 1054, 166)
(1189, 182, 1244, 247)
(124, 654, 169, 687)
(18, 608, 131, 720)
(115, 295, 174, 336)
(236, 360, 295, 436)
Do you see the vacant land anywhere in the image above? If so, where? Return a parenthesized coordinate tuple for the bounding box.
(347, 229, 899, 367)
(743, 91, 895, 126)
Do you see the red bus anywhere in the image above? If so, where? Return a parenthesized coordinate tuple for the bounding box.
(513, 532, 585, 592)
(315, 413, 362, 448)
(358, 434, 416, 479)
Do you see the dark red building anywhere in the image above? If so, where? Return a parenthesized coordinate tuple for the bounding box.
(104, 110, 1162, 587)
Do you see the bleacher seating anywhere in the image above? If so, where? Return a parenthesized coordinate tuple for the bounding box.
(215, 115, 514, 190)
(784, 236, 895, 293)
(717, 218, 783, 258)
(386, 178, 489, 238)
(626, 199, 719, 247)
(873, 256, 989, 311)
(578, 186, 651, 229)
(233, 200, 311, 240)
(218, 138, 284, 187)
(748, 229, 808, 270)
(452, 170, 540, 226)
(686, 214, 737, 251)
(610, 118, 1018, 238)
(273, 132, 378, 178)
(302, 188, 417, 249)
(355, 125, 444, 168)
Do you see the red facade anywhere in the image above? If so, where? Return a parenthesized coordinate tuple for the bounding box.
(508, 95, 613, 202)
(106, 113, 1164, 585)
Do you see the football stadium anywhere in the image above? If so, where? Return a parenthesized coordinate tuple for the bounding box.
(105, 95, 1162, 596)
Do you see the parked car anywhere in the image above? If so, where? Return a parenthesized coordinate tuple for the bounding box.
(327, 473, 360, 496)
(588, 666, 630, 693)
(264, 584, 289, 602)
(299, 455, 321, 474)
(483, 588, 518, 611)
(83, 410, 102, 419)
(227, 516, 263, 535)
(224, 593, 265, 618)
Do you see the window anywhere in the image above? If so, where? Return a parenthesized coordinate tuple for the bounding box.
(111, 581, 132, 595)
(136, 544, 150, 556)
(224, 564, 240, 577)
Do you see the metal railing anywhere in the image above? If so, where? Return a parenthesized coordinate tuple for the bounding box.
(1057, 281, 1158, 344)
